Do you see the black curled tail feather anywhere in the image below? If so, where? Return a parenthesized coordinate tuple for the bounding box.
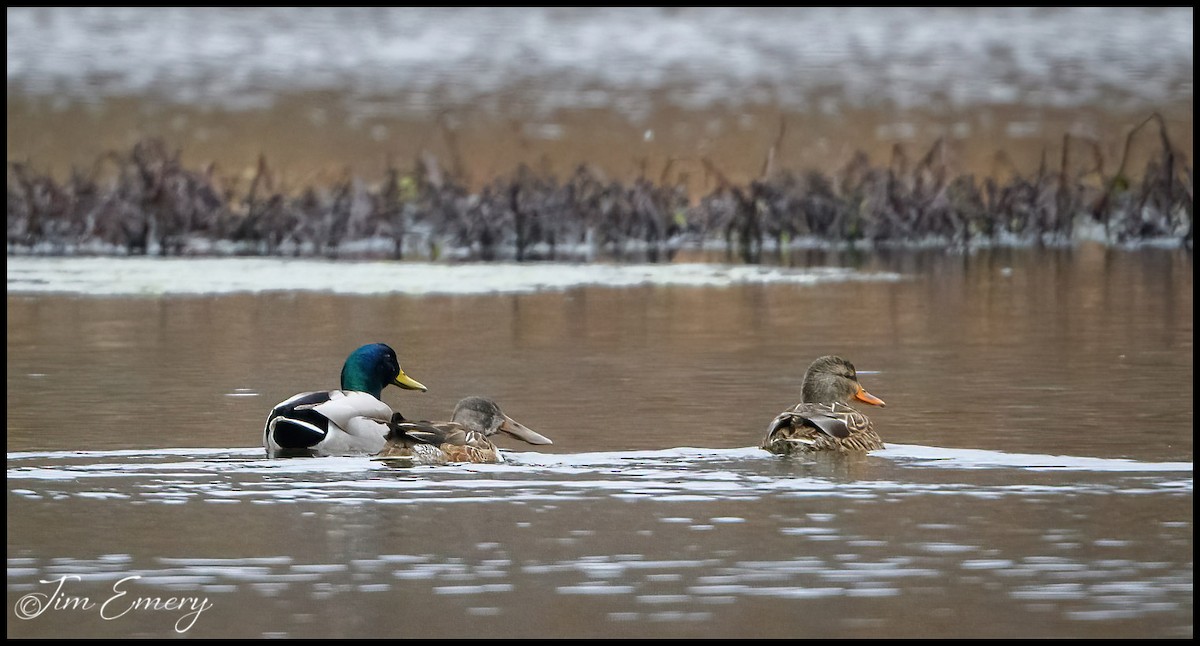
(267, 413, 329, 449)
(265, 391, 334, 449)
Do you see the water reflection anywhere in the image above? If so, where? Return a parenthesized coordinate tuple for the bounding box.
(6, 247, 1193, 637)
(6, 446, 1192, 638)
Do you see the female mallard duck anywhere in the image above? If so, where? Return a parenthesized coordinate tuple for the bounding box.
(760, 355, 887, 454)
(375, 396, 552, 465)
(263, 343, 427, 457)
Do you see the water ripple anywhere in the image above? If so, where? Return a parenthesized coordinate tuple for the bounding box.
(6, 444, 1191, 509)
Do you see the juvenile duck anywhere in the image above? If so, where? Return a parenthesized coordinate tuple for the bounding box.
(376, 396, 552, 465)
(263, 343, 427, 457)
(760, 355, 886, 454)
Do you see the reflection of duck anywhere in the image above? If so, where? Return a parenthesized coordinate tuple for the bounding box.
(760, 355, 886, 454)
(263, 343, 427, 457)
(376, 396, 552, 465)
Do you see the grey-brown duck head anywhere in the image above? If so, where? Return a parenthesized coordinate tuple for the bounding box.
(452, 396, 554, 445)
(801, 355, 886, 407)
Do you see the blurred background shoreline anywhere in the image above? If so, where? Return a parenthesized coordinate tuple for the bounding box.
(7, 8, 1193, 259)
(7, 9, 1194, 639)
(8, 7, 1192, 188)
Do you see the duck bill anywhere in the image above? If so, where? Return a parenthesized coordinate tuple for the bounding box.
(499, 414, 553, 445)
(392, 368, 428, 392)
(854, 385, 886, 407)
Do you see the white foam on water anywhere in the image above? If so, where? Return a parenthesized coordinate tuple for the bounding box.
(5, 443, 1191, 509)
(556, 584, 637, 595)
(7, 443, 1191, 475)
(878, 443, 1193, 472)
(6, 257, 900, 297)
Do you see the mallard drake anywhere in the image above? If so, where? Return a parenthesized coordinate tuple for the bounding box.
(263, 343, 427, 457)
(760, 355, 887, 454)
(375, 396, 553, 465)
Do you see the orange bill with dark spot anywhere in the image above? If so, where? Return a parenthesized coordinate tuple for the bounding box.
(855, 384, 886, 407)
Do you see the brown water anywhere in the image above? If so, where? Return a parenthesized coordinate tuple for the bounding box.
(5, 8, 1195, 637)
(6, 246, 1193, 638)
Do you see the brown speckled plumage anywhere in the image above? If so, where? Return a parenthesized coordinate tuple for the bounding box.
(376, 421, 504, 465)
(760, 356, 886, 455)
(375, 396, 551, 465)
